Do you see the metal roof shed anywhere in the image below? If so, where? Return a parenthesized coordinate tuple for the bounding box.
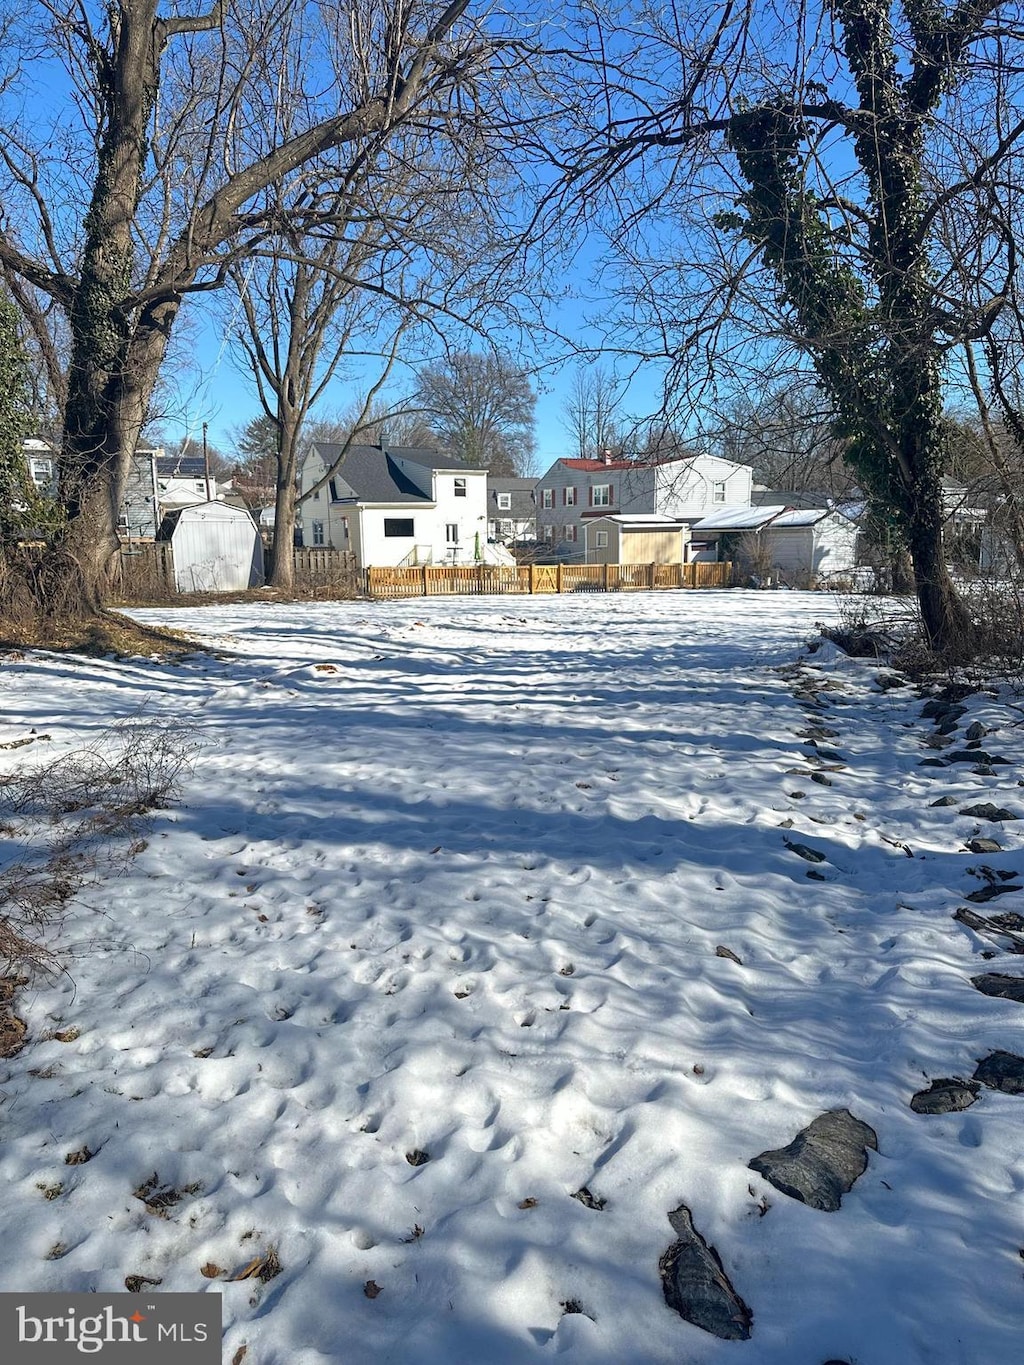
(157, 502, 264, 593)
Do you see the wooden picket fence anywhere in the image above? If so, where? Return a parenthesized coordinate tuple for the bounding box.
(112, 544, 732, 602)
(366, 561, 733, 599)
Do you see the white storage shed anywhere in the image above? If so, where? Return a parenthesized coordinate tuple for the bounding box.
(157, 502, 264, 593)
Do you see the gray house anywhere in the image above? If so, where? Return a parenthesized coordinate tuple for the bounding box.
(487, 477, 537, 543)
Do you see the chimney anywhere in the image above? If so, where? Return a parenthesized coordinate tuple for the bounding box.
(602, 449, 612, 466)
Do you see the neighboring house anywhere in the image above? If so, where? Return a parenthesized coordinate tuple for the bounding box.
(487, 477, 537, 543)
(156, 502, 264, 593)
(22, 438, 57, 496)
(691, 505, 859, 581)
(533, 452, 752, 557)
(299, 443, 488, 567)
(122, 447, 218, 538)
(583, 514, 691, 565)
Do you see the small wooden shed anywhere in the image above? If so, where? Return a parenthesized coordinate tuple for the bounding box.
(584, 514, 691, 566)
(157, 501, 264, 593)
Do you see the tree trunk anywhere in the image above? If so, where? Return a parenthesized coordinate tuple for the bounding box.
(269, 422, 300, 592)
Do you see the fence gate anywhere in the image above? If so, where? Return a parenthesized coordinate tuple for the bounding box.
(530, 565, 559, 593)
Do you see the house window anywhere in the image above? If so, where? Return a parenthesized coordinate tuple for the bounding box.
(329, 478, 340, 501)
(446, 523, 459, 543)
(564, 524, 577, 542)
(497, 492, 512, 510)
(384, 518, 415, 537)
(499, 519, 513, 536)
(541, 488, 554, 509)
(595, 530, 609, 548)
(563, 486, 577, 506)
(339, 517, 350, 542)
(454, 478, 467, 498)
(29, 459, 52, 485)
(312, 488, 321, 500)
(312, 520, 325, 546)
(712, 480, 727, 503)
(591, 484, 612, 507)
(542, 524, 554, 541)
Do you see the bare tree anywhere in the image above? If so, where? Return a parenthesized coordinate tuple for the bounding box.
(561, 362, 625, 459)
(411, 350, 536, 473)
(0, 0, 524, 631)
(559, 0, 1024, 653)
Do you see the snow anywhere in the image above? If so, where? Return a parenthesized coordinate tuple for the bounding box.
(0, 590, 1021, 1365)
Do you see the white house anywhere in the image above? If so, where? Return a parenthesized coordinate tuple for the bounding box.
(533, 452, 752, 557)
(22, 438, 57, 495)
(299, 443, 488, 567)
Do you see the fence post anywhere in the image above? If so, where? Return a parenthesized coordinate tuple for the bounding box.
(421, 565, 428, 597)
(556, 562, 564, 593)
(602, 563, 609, 592)
(648, 562, 655, 590)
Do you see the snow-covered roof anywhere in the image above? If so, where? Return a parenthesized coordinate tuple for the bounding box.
(691, 505, 785, 531)
(588, 513, 689, 528)
(771, 509, 832, 528)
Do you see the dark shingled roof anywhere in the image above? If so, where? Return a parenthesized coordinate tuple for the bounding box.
(311, 443, 478, 504)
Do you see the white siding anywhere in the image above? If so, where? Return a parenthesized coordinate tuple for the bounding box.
(168, 504, 263, 592)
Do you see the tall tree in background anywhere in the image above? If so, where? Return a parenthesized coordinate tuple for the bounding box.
(561, 363, 624, 459)
(564, 0, 1024, 653)
(0, 0, 517, 631)
(412, 351, 536, 473)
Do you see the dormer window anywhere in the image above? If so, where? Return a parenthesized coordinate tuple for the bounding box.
(454, 478, 467, 497)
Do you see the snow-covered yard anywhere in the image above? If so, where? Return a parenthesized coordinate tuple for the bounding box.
(0, 591, 1022, 1364)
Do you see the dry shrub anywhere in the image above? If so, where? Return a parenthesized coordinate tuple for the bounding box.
(0, 717, 197, 974)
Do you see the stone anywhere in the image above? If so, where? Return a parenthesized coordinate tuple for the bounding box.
(921, 699, 963, 721)
(967, 838, 1002, 853)
(785, 840, 827, 864)
(971, 974, 1024, 1003)
(930, 796, 959, 807)
(748, 1110, 878, 1212)
(936, 714, 965, 735)
(571, 1186, 606, 1211)
(659, 1204, 753, 1340)
(959, 804, 1020, 822)
(945, 750, 1009, 766)
(973, 1051, 1024, 1094)
(909, 1078, 979, 1113)
(919, 758, 948, 768)
(966, 721, 988, 742)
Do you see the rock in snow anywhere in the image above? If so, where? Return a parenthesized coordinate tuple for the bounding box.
(748, 1110, 878, 1212)
(973, 1051, 1024, 1094)
(658, 1204, 753, 1340)
(909, 1078, 980, 1114)
(971, 974, 1024, 1003)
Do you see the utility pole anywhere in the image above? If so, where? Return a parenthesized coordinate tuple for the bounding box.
(202, 422, 213, 501)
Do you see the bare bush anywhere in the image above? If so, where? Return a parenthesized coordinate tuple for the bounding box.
(0, 718, 197, 975)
